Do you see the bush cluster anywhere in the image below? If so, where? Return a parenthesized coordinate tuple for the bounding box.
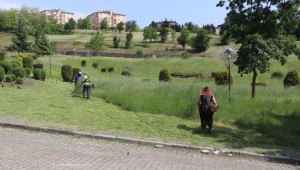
(16, 77, 23, 84)
(61, 65, 73, 82)
(81, 60, 86, 67)
(72, 68, 81, 77)
(0, 61, 12, 74)
(0, 51, 6, 60)
(0, 67, 4, 81)
(41, 69, 46, 81)
(24, 68, 32, 77)
(181, 51, 189, 59)
(271, 71, 284, 79)
(215, 71, 233, 85)
(33, 68, 42, 80)
(159, 68, 172, 82)
(5, 75, 12, 82)
(16, 53, 27, 61)
(284, 70, 300, 87)
(22, 56, 33, 69)
(136, 49, 144, 58)
(12, 67, 25, 78)
(9, 74, 16, 81)
(121, 70, 131, 76)
(108, 67, 114, 72)
(11, 61, 20, 68)
(101, 68, 107, 72)
(92, 63, 98, 68)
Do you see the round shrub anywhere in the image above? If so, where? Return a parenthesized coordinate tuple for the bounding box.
(101, 68, 107, 72)
(92, 63, 99, 68)
(11, 61, 20, 68)
(121, 71, 131, 76)
(41, 69, 46, 81)
(9, 74, 16, 81)
(16, 77, 23, 84)
(0, 60, 12, 74)
(16, 53, 27, 61)
(12, 67, 25, 78)
(136, 49, 144, 58)
(0, 51, 6, 60)
(5, 75, 12, 82)
(215, 71, 233, 85)
(108, 67, 114, 72)
(283, 70, 300, 87)
(81, 60, 86, 67)
(33, 68, 41, 80)
(159, 68, 172, 82)
(22, 56, 33, 69)
(72, 68, 81, 77)
(181, 51, 190, 59)
(0, 67, 5, 81)
(24, 68, 32, 77)
(271, 71, 284, 79)
(61, 65, 73, 82)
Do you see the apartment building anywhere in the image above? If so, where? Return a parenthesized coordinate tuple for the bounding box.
(41, 9, 75, 25)
(156, 18, 178, 29)
(88, 10, 126, 30)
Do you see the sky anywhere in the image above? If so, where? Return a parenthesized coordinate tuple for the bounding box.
(0, 0, 229, 28)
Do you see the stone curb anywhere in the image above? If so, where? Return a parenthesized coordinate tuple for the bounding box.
(0, 122, 299, 165)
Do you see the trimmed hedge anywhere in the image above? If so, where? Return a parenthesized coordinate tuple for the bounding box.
(0, 51, 6, 60)
(22, 56, 33, 69)
(284, 70, 300, 87)
(61, 65, 73, 82)
(0, 67, 5, 81)
(12, 67, 25, 78)
(0, 60, 12, 74)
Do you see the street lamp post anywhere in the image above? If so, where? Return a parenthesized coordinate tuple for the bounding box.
(224, 48, 234, 103)
(73, 48, 76, 60)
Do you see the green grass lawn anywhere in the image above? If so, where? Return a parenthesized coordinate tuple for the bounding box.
(1, 30, 300, 159)
(0, 53, 300, 159)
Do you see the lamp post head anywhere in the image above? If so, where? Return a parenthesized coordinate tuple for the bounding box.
(224, 48, 233, 54)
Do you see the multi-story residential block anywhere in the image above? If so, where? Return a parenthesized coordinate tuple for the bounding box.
(88, 10, 126, 30)
(40, 9, 75, 25)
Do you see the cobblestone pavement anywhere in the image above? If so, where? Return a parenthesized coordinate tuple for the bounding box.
(0, 127, 299, 170)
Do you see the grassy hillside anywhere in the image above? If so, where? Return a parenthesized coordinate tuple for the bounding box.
(1, 31, 300, 158)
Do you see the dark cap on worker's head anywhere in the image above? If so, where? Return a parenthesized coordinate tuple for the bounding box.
(204, 86, 209, 90)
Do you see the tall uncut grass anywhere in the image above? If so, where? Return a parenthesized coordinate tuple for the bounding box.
(30, 54, 300, 149)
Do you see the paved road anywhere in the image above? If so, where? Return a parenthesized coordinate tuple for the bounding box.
(0, 127, 298, 170)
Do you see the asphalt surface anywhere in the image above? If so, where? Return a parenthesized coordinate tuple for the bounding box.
(0, 127, 299, 170)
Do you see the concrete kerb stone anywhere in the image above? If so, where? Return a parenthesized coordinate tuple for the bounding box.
(94, 133, 116, 141)
(70, 131, 94, 138)
(1, 122, 299, 165)
(115, 136, 141, 144)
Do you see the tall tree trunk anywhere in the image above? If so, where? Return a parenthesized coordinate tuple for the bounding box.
(251, 67, 257, 98)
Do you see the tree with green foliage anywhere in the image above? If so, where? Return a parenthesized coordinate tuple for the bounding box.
(113, 36, 120, 48)
(191, 29, 211, 52)
(125, 32, 133, 49)
(171, 29, 176, 42)
(33, 30, 51, 57)
(64, 18, 76, 32)
(217, 0, 300, 98)
(143, 26, 158, 43)
(184, 22, 199, 33)
(177, 28, 191, 51)
(126, 20, 138, 32)
(117, 22, 124, 33)
(84, 31, 106, 53)
(159, 27, 169, 43)
(100, 18, 109, 32)
(149, 21, 158, 28)
(77, 16, 92, 29)
(10, 17, 31, 53)
(0, 9, 17, 31)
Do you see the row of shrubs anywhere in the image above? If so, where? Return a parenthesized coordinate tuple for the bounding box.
(158, 68, 300, 87)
